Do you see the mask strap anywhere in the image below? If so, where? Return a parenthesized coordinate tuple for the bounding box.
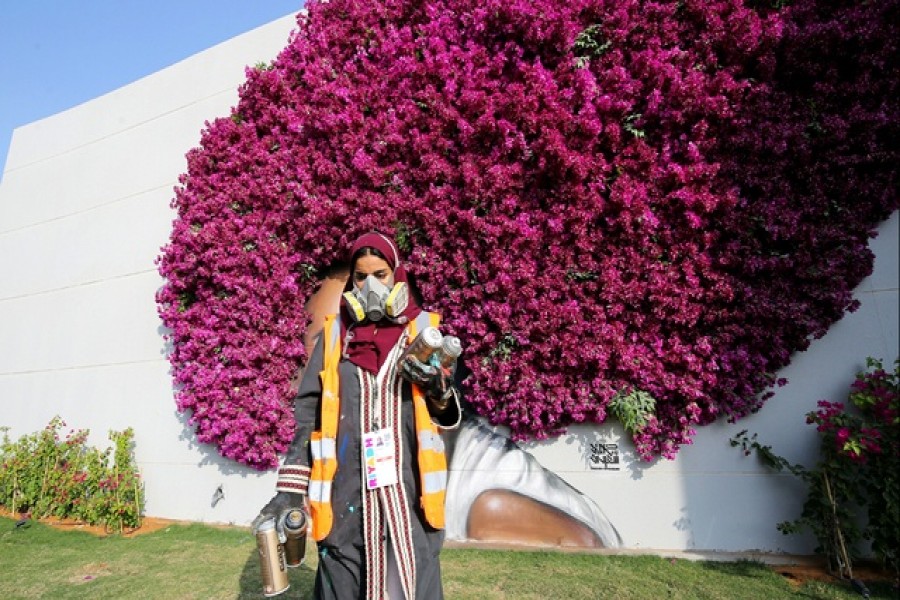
(342, 324, 357, 360)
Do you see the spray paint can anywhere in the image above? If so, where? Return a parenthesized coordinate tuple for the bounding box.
(282, 508, 308, 568)
(405, 327, 443, 363)
(434, 335, 462, 369)
(256, 518, 290, 597)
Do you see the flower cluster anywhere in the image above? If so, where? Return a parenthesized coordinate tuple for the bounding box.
(734, 358, 899, 574)
(157, 0, 899, 469)
(808, 360, 899, 465)
(810, 401, 885, 463)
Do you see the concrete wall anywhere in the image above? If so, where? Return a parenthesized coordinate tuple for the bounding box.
(1, 12, 897, 554)
(0, 15, 298, 526)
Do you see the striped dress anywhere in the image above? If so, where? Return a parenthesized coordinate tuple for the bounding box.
(286, 333, 460, 599)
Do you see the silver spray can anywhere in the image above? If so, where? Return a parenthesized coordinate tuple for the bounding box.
(404, 326, 443, 363)
(282, 508, 308, 568)
(256, 518, 290, 597)
(434, 335, 462, 369)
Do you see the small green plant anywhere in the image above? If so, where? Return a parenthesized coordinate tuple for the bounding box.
(609, 388, 656, 434)
(0, 416, 143, 533)
(483, 334, 519, 365)
(573, 23, 612, 68)
(732, 358, 899, 580)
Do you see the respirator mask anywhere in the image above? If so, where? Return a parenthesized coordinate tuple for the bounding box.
(343, 275, 409, 323)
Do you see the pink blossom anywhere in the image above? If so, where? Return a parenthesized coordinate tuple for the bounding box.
(157, 0, 899, 469)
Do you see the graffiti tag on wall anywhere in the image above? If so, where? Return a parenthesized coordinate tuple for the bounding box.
(589, 443, 621, 471)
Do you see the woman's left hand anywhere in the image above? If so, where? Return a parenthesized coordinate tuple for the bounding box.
(400, 355, 455, 408)
(399, 354, 438, 386)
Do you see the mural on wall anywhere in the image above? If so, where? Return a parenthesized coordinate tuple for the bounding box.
(297, 270, 622, 548)
(156, 0, 899, 474)
(445, 416, 622, 548)
(1, 0, 896, 555)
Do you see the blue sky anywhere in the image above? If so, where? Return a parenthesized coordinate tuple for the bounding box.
(0, 1, 304, 175)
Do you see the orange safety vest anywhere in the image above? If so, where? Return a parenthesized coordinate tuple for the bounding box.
(307, 311, 449, 541)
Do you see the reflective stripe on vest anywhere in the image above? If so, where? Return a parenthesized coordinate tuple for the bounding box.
(307, 479, 332, 503)
(418, 429, 446, 453)
(310, 435, 336, 460)
(308, 314, 342, 541)
(408, 311, 449, 530)
(422, 470, 448, 494)
(308, 311, 450, 540)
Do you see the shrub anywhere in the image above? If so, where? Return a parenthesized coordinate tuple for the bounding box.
(0, 417, 143, 533)
(733, 358, 899, 577)
(157, 0, 899, 469)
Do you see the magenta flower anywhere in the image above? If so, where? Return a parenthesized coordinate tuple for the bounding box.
(157, 0, 899, 469)
(835, 428, 851, 445)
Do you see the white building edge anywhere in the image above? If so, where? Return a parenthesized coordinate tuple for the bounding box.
(1, 13, 897, 557)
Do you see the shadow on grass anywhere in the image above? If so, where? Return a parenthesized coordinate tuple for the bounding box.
(237, 544, 317, 599)
(698, 560, 776, 580)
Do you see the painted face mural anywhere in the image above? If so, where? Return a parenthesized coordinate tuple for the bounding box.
(300, 269, 621, 549)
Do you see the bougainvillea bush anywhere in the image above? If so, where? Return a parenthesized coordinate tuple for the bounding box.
(157, 0, 899, 469)
(733, 358, 899, 575)
(0, 418, 143, 533)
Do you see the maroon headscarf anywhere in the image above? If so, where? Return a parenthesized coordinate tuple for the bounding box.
(340, 233, 422, 373)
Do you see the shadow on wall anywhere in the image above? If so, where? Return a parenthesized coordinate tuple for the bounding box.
(156, 313, 261, 477)
(676, 341, 888, 555)
(173, 409, 261, 476)
(565, 426, 654, 482)
(157, 323, 174, 360)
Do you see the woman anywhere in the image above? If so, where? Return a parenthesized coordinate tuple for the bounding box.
(253, 232, 462, 599)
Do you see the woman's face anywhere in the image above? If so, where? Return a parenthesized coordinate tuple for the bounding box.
(353, 254, 393, 290)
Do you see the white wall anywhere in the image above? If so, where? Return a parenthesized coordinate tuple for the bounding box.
(0, 15, 298, 526)
(1, 11, 897, 554)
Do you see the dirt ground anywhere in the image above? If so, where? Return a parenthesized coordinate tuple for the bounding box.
(3, 509, 896, 590)
(771, 561, 896, 590)
(2, 509, 184, 538)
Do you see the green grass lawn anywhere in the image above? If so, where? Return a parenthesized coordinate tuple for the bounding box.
(0, 516, 894, 599)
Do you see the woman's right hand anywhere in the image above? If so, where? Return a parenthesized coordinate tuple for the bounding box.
(251, 491, 307, 538)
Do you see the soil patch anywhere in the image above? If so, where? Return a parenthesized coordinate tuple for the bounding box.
(1, 509, 180, 537)
(773, 561, 897, 589)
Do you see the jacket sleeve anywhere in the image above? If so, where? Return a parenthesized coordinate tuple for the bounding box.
(275, 334, 325, 494)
